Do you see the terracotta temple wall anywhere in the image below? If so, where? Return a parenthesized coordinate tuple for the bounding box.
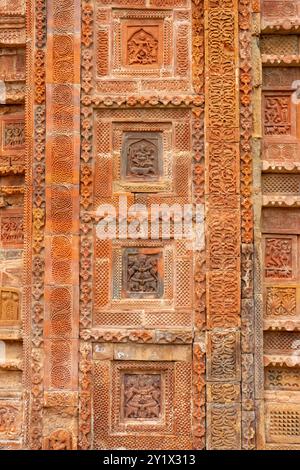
(0, 0, 299, 450)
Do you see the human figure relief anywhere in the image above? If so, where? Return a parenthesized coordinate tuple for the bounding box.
(45, 429, 73, 450)
(265, 238, 292, 278)
(0, 406, 17, 433)
(127, 140, 157, 178)
(124, 374, 161, 419)
(127, 29, 158, 65)
(127, 254, 158, 293)
(264, 97, 291, 135)
(0, 289, 19, 322)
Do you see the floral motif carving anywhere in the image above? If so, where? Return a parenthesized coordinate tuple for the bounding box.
(266, 287, 296, 317)
(208, 405, 240, 450)
(208, 331, 239, 382)
(3, 121, 25, 148)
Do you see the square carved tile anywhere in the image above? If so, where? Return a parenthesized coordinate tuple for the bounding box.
(93, 108, 192, 202)
(0, 208, 23, 248)
(262, 1, 300, 21)
(266, 403, 300, 444)
(0, 392, 22, 441)
(0, 114, 25, 168)
(263, 92, 296, 140)
(93, 236, 194, 328)
(2, 120, 25, 150)
(121, 23, 163, 69)
(122, 247, 164, 299)
(121, 131, 163, 182)
(263, 235, 297, 281)
(111, 242, 171, 306)
(264, 286, 299, 318)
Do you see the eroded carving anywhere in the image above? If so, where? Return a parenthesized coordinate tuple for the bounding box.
(123, 374, 161, 420)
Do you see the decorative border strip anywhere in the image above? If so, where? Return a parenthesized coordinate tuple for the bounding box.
(205, 0, 241, 449)
(239, 0, 256, 450)
(24, 0, 46, 450)
(79, 0, 94, 450)
(82, 94, 204, 107)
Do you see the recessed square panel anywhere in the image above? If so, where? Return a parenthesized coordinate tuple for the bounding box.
(122, 248, 164, 299)
(122, 373, 162, 421)
(112, 10, 172, 78)
(264, 235, 297, 280)
(121, 132, 163, 182)
(123, 25, 162, 68)
(0, 115, 25, 155)
(263, 92, 294, 138)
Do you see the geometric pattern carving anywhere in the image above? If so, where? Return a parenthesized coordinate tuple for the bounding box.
(263, 174, 300, 195)
(265, 367, 300, 391)
(264, 332, 300, 355)
(266, 404, 300, 444)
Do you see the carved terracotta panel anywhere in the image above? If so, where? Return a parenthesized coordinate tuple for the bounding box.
(0, 398, 22, 440)
(0, 208, 23, 248)
(266, 403, 300, 444)
(264, 235, 297, 280)
(122, 248, 163, 299)
(93, 356, 192, 449)
(0, 288, 20, 326)
(121, 132, 163, 182)
(262, 1, 300, 21)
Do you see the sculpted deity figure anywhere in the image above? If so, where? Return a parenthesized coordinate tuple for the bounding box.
(127, 29, 158, 65)
(127, 254, 158, 293)
(124, 374, 161, 419)
(44, 429, 73, 450)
